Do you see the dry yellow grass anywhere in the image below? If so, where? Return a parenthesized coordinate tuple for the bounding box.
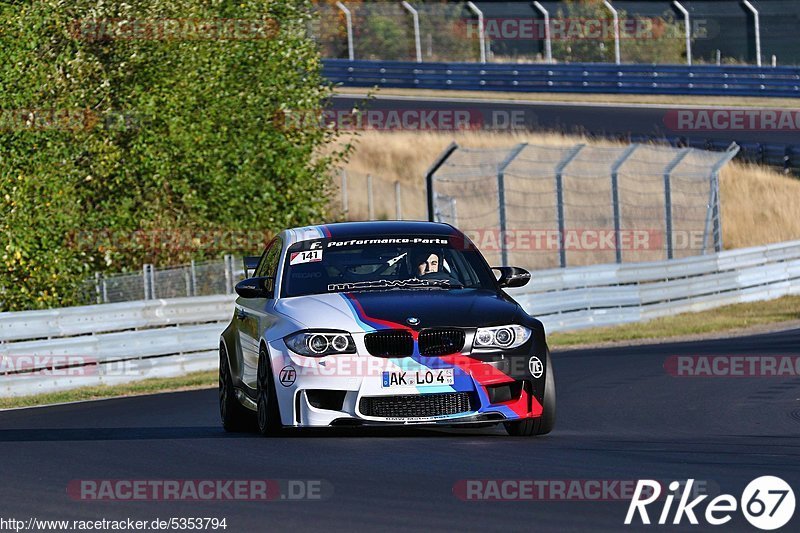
(333, 131, 800, 251)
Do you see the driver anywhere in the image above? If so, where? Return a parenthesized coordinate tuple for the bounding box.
(413, 251, 440, 277)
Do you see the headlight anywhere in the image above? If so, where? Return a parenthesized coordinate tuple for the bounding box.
(284, 331, 356, 357)
(473, 325, 531, 350)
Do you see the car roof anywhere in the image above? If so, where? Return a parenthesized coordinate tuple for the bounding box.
(284, 221, 460, 246)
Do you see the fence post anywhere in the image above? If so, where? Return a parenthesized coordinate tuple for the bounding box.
(394, 180, 402, 220)
(224, 255, 233, 294)
(149, 263, 157, 299)
(663, 148, 691, 260)
(94, 272, 102, 304)
(532, 2, 552, 63)
(190, 260, 197, 296)
(497, 143, 528, 267)
(367, 174, 374, 220)
(554, 144, 585, 268)
(142, 264, 151, 300)
(335, 1, 354, 61)
(610, 144, 639, 263)
(425, 142, 459, 221)
(341, 169, 349, 219)
(102, 277, 108, 303)
(704, 143, 740, 253)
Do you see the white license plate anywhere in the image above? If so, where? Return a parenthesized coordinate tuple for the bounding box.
(381, 369, 454, 388)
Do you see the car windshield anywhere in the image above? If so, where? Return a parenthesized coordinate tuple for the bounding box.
(281, 235, 497, 297)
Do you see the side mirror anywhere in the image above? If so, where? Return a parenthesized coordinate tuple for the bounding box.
(235, 277, 274, 299)
(492, 267, 531, 288)
(243, 256, 260, 278)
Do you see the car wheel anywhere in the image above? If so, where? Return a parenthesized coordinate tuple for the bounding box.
(505, 351, 556, 437)
(256, 345, 282, 436)
(219, 342, 254, 432)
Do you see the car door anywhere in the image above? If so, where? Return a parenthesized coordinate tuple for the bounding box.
(238, 236, 283, 389)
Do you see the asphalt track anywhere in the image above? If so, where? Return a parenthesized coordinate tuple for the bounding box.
(2, 328, 799, 531)
(331, 94, 799, 147)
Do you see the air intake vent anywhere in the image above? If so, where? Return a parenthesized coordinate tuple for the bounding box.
(365, 330, 414, 357)
(418, 328, 466, 356)
(359, 392, 473, 418)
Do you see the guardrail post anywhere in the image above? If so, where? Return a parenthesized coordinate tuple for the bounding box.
(663, 148, 691, 260)
(367, 174, 374, 220)
(610, 144, 639, 263)
(425, 142, 459, 221)
(554, 144, 585, 268)
(497, 143, 528, 267)
(394, 180, 402, 220)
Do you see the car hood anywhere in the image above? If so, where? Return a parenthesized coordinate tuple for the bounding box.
(276, 289, 520, 331)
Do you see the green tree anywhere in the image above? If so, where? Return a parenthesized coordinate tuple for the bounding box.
(0, 0, 342, 311)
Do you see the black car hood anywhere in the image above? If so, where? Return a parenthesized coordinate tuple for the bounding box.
(341, 288, 520, 329)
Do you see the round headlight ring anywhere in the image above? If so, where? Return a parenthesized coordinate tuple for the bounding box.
(308, 334, 329, 354)
(331, 334, 349, 352)
(476, 329, 494, 346)
(494, 327, 514, 347)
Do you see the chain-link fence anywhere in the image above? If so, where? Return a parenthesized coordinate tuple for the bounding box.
(312, 1, 478, 62)
(333, 169, 428, 222)
(78, 256, 245, 305)
(429, 142, 739, 270)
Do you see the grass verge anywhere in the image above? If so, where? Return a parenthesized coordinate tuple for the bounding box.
(549, 295, 800, 347)
(0, 370, 216, 410)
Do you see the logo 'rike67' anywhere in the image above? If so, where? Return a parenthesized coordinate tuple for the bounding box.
(626, 477, 795, 530)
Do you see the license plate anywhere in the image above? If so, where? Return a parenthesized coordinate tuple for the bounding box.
(381, 369, 454, 388)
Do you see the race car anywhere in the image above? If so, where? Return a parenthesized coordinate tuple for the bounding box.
(219, 221, 555, 436)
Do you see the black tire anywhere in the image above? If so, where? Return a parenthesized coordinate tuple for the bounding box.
(505, 351, 556, 437)
(256, 344, 282, 436)
(219, 342, 254, 432)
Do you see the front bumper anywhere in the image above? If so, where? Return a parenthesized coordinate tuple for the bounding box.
(267, 337, 545, 428)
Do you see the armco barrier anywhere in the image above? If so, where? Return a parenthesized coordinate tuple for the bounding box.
(323, 59, 800, 98)
(0, 295, 235, 397)
(510, 239, 800, 331)
(2, 240, 799, 397)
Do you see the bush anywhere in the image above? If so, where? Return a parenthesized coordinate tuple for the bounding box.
(0, 0, 341, 311)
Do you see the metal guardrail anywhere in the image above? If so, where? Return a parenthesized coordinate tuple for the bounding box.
(0, 295, 235, 397)
(323, 59, 800, 98)
(510, 239, 800, 332)
(1, 240, 799, 396)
